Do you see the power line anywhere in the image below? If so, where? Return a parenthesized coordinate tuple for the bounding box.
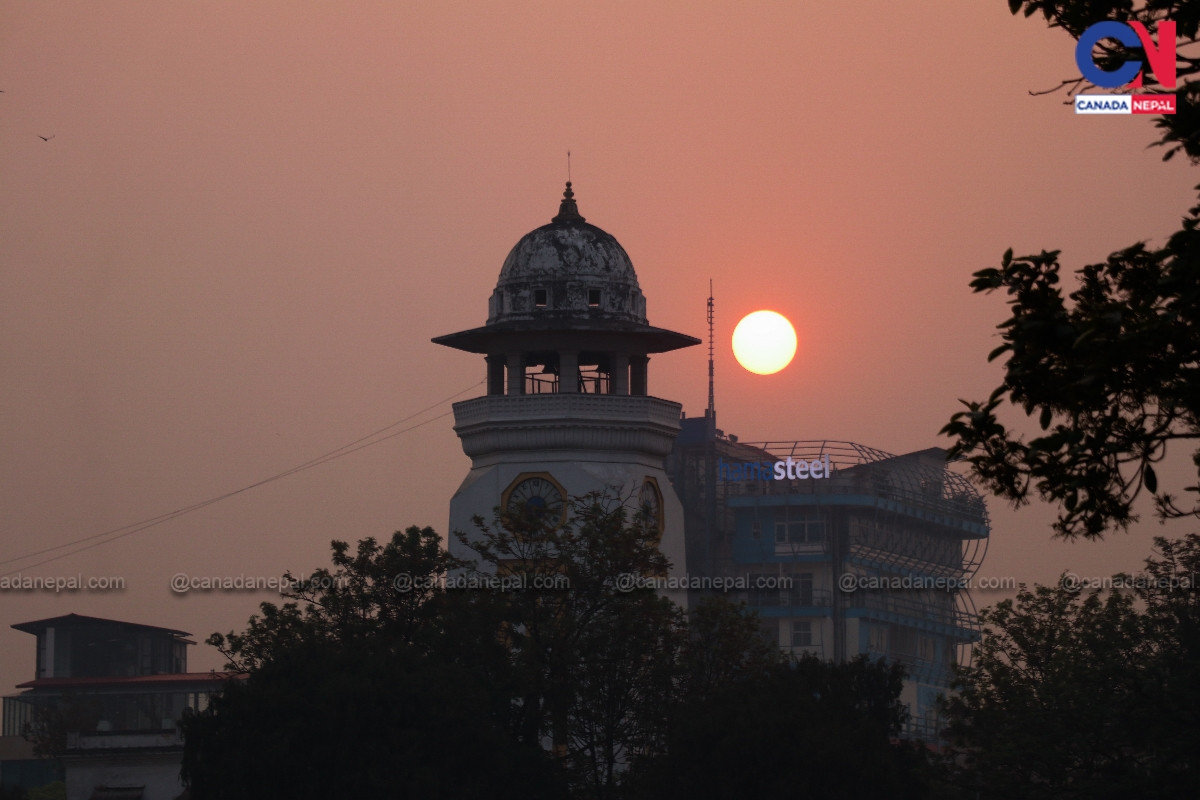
(0, 381, 482, 576)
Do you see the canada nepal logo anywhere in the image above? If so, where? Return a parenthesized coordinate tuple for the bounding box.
(1074, 20, 1177, 114)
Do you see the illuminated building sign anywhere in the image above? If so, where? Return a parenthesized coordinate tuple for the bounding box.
(717, 455, 834, 482)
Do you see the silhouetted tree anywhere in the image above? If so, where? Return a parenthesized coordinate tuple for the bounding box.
(629, 655, 930, 800)
(185, 499, 699, 800)
(184, 502, 939, 799)
(181, 638, 563, 800)
(677, 592, 787, 703)
(205, 525, 459, 671)
(182, 527, 564, 799)
(459, 492, 687, 799)
(943, 1, 1200, 539)
(20, 692, 102, 759)
(943, 533, 1200, 798)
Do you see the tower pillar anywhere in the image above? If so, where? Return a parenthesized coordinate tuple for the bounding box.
(560, 350, 579, 394)
(506, 351, 525, 395)
(611, 353, 630, 395)
(630, 355, 649, 396)
(486, 354, 505, 396)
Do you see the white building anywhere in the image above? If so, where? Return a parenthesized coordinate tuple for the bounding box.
(433, 183, 700, 583)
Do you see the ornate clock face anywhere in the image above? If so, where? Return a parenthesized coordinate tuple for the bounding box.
(504, 474, 565, 521)
(639, 478, 663, 533)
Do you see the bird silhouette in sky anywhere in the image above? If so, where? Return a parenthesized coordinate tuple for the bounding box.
(38, 135, 54, 141)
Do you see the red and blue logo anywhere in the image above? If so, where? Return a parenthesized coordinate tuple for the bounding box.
(1074, 20, 1176, 114)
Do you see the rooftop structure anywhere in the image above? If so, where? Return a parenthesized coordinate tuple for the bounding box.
(2, 614, 231, 800)
(668, 423, 989, 740)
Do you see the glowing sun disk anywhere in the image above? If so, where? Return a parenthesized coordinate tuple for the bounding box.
(732, 310, 797, 375)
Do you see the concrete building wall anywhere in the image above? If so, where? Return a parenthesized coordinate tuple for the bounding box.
(65, 749, 183, 800)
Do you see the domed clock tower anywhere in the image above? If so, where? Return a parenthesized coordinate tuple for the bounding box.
(432, 183, 699, 580)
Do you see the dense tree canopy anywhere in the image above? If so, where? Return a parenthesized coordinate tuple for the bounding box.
(458, 493, 687, 797)
(631, 655, 931, 800)
(182, 497, 936, 799)
(943, 533, 1200, 798)
(944, 1, 1200, 539)
(184, 500, 736, 799)
(205, 525, 460, 671)
(181, 637, 564, 800)
(183, 526, 564, 799)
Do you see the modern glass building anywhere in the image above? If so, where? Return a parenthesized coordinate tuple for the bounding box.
(668, 417, 989, 738)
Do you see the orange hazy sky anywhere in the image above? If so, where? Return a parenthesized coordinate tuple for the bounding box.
(2, 2, 1196, 689)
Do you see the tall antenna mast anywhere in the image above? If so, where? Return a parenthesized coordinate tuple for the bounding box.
(704, 280, 718, 572)
(707, 279, 715, 426)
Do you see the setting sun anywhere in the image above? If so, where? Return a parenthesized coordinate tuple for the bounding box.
(731, 310, 797, 375)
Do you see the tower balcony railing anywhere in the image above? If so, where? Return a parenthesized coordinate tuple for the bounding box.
(452, 394, 684, 460)
(454, 392, 681, 427)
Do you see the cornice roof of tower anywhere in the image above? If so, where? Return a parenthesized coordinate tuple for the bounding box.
(433, 182, 700, 356)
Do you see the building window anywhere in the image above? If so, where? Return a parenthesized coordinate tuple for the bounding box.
(747, 573, 783, 607)
(787, 572, 814, 606)
(791, 620, 812, 648)
(774, 511, 825, 545)
(918, 634, 936, 663)
(588, 289, 601, 307)
(868, 622, 889, 654)
(533, 288, 548, 307)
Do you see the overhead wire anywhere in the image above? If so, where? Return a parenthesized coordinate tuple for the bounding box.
(0, 380, 483, 576)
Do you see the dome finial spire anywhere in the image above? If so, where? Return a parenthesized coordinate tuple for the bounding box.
(552, 180, 585, 223)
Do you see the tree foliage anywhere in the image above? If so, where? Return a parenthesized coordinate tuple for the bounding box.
(677, 588, 787, 702)
(944, 1, 1200, 539)
(183, 494, 935, 799)
(184, 498, 693, 800)
(459, 492, 687, 798)
(631, 655, 930, 800)
(181, 638, 562, 800)
(943, 241, 1200, 538)
(183, 526, 563, 799)
(943, 533, 1200, 798)
(206, 525, 458, 672)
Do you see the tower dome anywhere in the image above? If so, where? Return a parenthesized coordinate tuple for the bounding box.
(488, 183, 647, 325)
(433, 181, 698, 395)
